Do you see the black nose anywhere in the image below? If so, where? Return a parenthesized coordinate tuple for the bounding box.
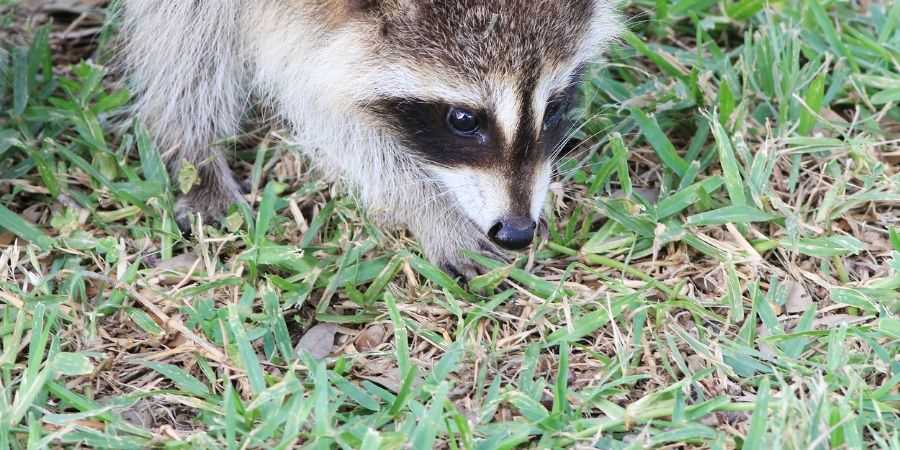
(488, 216, 536, 251)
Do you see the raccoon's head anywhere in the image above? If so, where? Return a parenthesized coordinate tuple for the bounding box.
(345, 0, 621, 250)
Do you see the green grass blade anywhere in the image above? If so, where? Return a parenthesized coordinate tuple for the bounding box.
(227, 303, 267, 397)
(630, 109, 689, 177)
(141, 361, 209, 397)
(708, 113, 746, 206)
(742, 377, 770, 450)
(0, 203, 54, 250)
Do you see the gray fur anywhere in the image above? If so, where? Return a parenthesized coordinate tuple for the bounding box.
(120, 0, 620, 276)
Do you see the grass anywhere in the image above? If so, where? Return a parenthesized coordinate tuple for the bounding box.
(1, 0, 899, 448)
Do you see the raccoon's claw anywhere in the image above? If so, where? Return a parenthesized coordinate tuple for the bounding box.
(174, 189, 246, 235)
(174, 196, 217, 235)
(439, 261, 481, 282)
(423, 234, 508, 281)
(440, 249, 510, 282)
(239, 177, 253, 195)
(477, 239, 510, 263)
(438, 255, 493, 281)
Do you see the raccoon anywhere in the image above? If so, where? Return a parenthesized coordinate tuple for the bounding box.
(120, 1, 620, 277)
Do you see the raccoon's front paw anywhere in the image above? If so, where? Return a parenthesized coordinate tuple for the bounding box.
(421, 230, 507, 280)
(174, 186, 246, 234)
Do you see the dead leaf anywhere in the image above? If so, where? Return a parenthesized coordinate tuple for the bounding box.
(757, 325, 775, 359)
(21, 204, 43, 223)
(610, 187, 661, 205)
(120, 399, 158, 429)
(550, 182, 566, 209)
(296, 323, 337, 360)
(0, 232, 15, 247)
(354, 325, 386, 352)
(152, 252, 198, 271)
(771, 301, 783, 316)
(784, 281, 812, 314)
(44, 419, 106, 432)
(359, 368, 421, 394)
(686, 355, 706, 372)
(40, 0, 106, 13)
(150, 252, 200, 285)
(813, 314, 868, 329)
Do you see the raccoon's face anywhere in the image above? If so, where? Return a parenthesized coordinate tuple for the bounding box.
(368, 74, 581, 250)
(355, 0, 620, 250)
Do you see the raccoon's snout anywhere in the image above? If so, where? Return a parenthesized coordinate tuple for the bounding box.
(488, 216, 536, 250)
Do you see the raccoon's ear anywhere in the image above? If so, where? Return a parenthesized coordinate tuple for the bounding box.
(346, 0, 415, 17)
(346, 0, 380, 13)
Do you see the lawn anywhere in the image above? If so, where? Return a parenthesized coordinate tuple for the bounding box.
(1, 0, 898, 449)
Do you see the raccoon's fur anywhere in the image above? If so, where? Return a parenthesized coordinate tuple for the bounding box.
(121, 0, 620, 277)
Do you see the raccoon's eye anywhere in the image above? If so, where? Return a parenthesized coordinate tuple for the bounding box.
(543, 100, 565, 131)
(446, 108, 480, 136)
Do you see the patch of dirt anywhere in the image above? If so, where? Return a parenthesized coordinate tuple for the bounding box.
(2, 0, 110, 65)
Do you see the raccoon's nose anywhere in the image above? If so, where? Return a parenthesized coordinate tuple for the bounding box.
(488, 216, 536, 251)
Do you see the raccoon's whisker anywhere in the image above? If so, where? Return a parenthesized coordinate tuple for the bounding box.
(549, 102, 614, 157)
(552, 131, 627, 182)
(548, 112, 605, 160)
(417, 182, 485, 210)
(390, 173, 476, 193)
(554, 151, 615, 179)
(559, 117, 618, 151)
(550, 120, 617, 168)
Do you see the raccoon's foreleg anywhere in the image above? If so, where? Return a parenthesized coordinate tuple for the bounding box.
(121, 1, 247, 231)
